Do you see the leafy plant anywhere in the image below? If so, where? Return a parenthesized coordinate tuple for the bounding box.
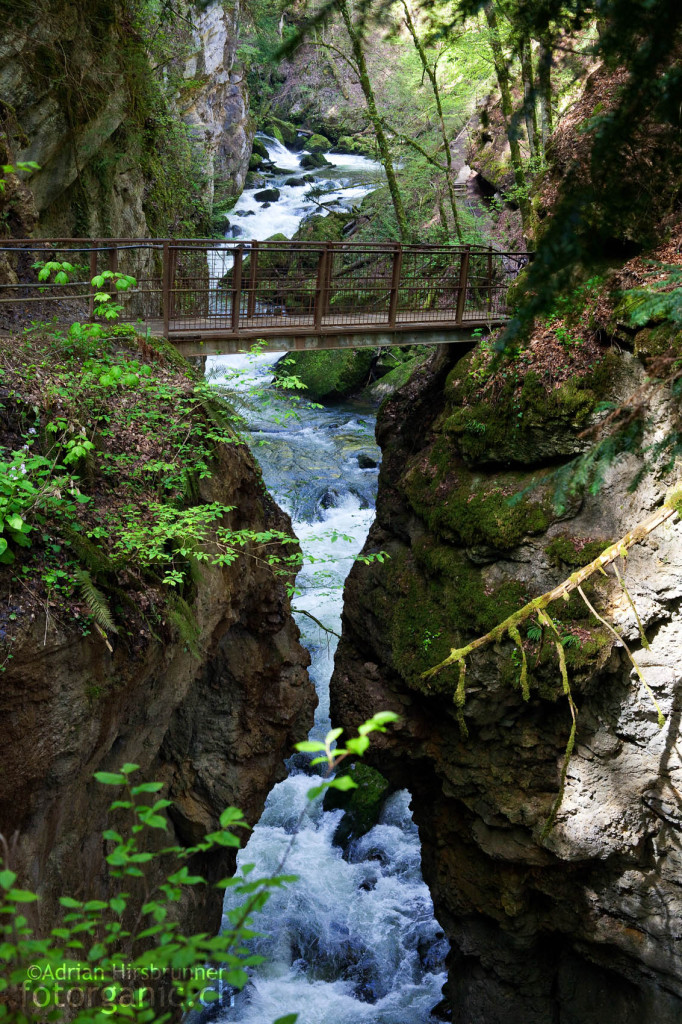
(0, 712, 398, 1024)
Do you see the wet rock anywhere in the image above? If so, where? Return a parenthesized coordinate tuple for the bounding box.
(285, 176, 306, 186)
(307, 133, 332, 153)
(324, 763, 392, 848)
(330, 343, 682, 1022)
(357, 453, 378, 469)
(300, 152, 330, 170)
(254, 187, 281, 203)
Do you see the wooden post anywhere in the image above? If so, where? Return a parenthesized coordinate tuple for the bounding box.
(388, 243, 403, 326)
(88, 242, 99, 318)
(107, 244, 118, 274)
(456, 245, 471, 324)
(314, 245, 329, 329)
(162, 240, 171, 337)
(231, 247, 243, 333)
(247, 240, 258, 320)
(487, 246, 493, 313)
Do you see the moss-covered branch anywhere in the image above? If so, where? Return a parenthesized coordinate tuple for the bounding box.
(422, 495, 680, 679)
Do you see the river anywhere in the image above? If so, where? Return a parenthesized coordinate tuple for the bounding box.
(206, 136, 448, 1024)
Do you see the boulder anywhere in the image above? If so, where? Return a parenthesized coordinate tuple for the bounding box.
(251, 137, 270, 159)
(254, 187, 281, 203)
(323, 763, 392, 848)
(300, 152, 330, 170)
(284, 176, 306, 186)
(307, 133, 332, 153)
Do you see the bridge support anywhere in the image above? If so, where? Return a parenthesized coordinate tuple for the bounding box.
(169, 327, 487, 358)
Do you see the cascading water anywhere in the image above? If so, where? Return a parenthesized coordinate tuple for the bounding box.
(206, 138, 448, 1023)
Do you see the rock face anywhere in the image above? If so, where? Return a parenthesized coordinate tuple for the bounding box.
(330, 343, 682, 1022)
(181, 0, 253, 209)
(1, 0, 251, 237)
(1, 431, 315, 938)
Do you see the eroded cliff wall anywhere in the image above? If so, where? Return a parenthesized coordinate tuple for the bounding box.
(0, 337, 315, 939)
(0, 0, 252, 238)
(331, 331, 682, 1022)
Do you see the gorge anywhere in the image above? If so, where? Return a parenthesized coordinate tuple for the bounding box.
(2, 1, 682, 1023)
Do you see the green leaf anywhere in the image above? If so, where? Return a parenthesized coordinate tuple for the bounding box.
(120, 763, 140, 775)
(273, 1016, 299, 1024)
(94, 771, 126, 785)
(219, 807, 246, 828)
(325, 727, 343, 745)
(0, 870, 17, 890)
(294, 740, 326, 753)
(60, 896, 82, 908)
(7, 514, 23, 531)
(130, 782, 163, 794)
(109, 897, 127, 914)
(8, 889, 38, 902)
(327, 775, 358, 792)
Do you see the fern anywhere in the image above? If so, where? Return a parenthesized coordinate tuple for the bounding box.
(167, 595, 201, 659)
(75, 569, 118, 634)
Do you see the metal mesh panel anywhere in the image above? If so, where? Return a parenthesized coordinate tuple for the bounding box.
(0, 239, 532, 340)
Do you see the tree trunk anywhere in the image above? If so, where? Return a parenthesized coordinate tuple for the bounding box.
(537, 38, 553, 153)
(520, 35, 539, 159)
(338, 0, 409, 241)
(402, 0, 463, 241)
(483, 0, 531, 234)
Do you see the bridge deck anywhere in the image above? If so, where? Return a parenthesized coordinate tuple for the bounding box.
(0, 238, 529, 352)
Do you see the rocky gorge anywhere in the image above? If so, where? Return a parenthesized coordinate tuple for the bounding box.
(2, 0, 682, 1021)
(330, 319, 682, 1021)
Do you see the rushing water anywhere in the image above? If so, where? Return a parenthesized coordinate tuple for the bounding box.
(205, 138, 448, 1024)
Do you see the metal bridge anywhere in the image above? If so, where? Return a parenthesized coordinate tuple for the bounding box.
(0, 238, 531, 355)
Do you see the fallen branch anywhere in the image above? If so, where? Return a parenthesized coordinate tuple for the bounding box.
(293, 607, 342, 639)
(422, 494, 680, 679)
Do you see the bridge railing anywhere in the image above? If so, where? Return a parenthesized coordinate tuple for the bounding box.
(0, 239, 531, 337)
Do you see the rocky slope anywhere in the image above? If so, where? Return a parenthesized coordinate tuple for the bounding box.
(330, 326, 682, 1021)
(0, 338, 316, 939)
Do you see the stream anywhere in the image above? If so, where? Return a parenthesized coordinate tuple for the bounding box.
(206, 137, 448, 1024)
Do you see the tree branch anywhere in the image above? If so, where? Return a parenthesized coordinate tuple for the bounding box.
(423, 496, 680, 679)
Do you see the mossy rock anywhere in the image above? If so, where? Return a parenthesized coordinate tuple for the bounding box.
(293, 212, 348, 243)
(545, 534, 611, 567)
(334, 135, 376, 159)
(273, 349, 374, 402)
(248, 153, 263, 171)
(251, 137, 270, 159)
(442, 350, 624, 466)
(633, 323, 682, 357)
(323, 763, 391, 848)
(300, 152, 330, 170)
(307, 133, 331, 153)
(263, 117, 298, 146)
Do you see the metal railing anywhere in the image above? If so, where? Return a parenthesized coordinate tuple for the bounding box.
(0, 239, 532, 339)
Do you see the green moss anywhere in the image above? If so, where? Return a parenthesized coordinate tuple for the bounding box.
(307, 133, 331, 153)
(273, 349, 374, 401)
(545, 534, 611, 568)
(442, 349, 621, 464)
(323, 763, 391, 847)
(633, 323, 681, 356)
(293, 212, 348, 243)
(403, 443, 554, 550)
(381, 544, 528, 692)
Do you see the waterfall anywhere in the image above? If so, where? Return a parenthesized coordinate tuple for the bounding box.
(205, 140, 448, 1024)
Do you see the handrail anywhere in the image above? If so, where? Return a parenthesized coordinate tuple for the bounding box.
(0, 238, 532, 341)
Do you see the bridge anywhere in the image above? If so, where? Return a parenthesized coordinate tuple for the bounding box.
(0, 238, 530, 355)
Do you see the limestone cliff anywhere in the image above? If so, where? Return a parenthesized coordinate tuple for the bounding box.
(331, 331, 682, 1021)
(182, 0, 253, 210)
(0, 0, 251, 238)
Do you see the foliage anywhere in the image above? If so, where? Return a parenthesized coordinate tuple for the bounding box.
(0, 712, 398, 1023)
